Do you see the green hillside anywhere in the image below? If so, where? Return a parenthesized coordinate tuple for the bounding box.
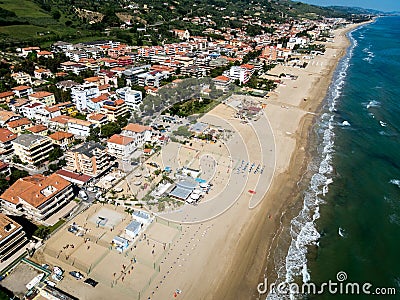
(0, 0, 371, 48)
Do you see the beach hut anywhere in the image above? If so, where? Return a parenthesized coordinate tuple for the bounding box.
(125, 220, 142, 239)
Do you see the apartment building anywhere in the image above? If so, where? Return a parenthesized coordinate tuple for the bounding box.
(100, 99, 128, 122)
(28, 91, 56, 106)
(12, 134, 53, 165)
(107, 134, 136, 158)
(64, 141, 110, 177)
(121, 123, 152, 149)
(67, 118, 95, 137)
(0, 174, 74, 223)
(0, 214, 28, 263)
(0, 128, 17, 157)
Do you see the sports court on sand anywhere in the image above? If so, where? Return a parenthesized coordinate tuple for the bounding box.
(33, 204, 181, 299)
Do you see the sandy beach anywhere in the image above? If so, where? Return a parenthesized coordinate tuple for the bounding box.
(143, 22, 370, 300)
(28, 22, 369, 300)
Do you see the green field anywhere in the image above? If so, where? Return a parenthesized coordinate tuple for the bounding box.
(0, 24, 51, 39)
(0, 0, 50, 18)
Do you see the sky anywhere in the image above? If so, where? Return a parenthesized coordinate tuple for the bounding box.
(298, 0, 400, 12)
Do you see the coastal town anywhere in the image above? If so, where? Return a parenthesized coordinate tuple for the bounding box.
(0, 6, 366, 299)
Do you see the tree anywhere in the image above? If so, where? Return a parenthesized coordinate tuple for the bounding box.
(87, 127, 100, 142)
(100, 122, 121, 138)
(48, 146, 62, 162)
(33, 226, 50, 239)
(9, 169, 29, 184)
(173, 126, 192, 137)
(52, 10, 61, 20)
(0, 176, 9, 193)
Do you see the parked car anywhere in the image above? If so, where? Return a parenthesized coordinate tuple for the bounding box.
(69, 271, 84, 280)
(84, 278, 98, 287)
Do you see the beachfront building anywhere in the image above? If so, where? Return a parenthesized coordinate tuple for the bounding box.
(64, 141, 110, 177)
(0, 213, 28, 263)
(121, 123, 152, 149)
(107, 134, 136, 159)
(12, 134, 53, 165)
(0, 174, 74, 223)
(125, 221, 142, 240)
(213, 75, 232, 93)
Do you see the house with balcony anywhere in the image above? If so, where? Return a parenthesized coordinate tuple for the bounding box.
(67, 118, 95, 138)
(87, 113, 108, 127)
(0, 174, 74, 223)
(0, 91, 15, 104)
(64, 141, 110, 177)
(12, 134, 53, 165)
(100, 99, 128, 122)
(0, 110, 21, 127)
(107, 134, 136, 159)
(6, 118, 32, 134)
(49, 131, 75, 149)
(121, 123, 152, 149)
(11, 86, 33, 98)
(213, 75, 232, 92)
(28, 91, 56, 106)
(0, 128, 17, 157)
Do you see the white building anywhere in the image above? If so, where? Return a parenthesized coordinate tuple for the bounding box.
(121, 123, 152, 149)
(107, 134, 136, 158)
(71, 83, 100, 112)
(116, 87, 143, 110)
(67, 119, 95, 137)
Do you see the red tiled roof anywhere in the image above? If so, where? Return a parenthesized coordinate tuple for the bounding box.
(123, 123, 152, 133)
(107, 134, 134, 145)
(0, 128, 17, 142)
(0, 91, 14, 98)
(1, 173, 71, 207)
(12, 85, 31, 91)
(7, 118, 31, 128)
(49, 131, 74, 141)
(27, 124, 47, 133)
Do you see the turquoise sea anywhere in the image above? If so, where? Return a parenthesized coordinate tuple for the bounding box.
(266, 16, 400, 299)
(308, 16, 400, 299)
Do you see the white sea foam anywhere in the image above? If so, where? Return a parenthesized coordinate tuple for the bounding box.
(380, 121, 387, 127)
(389, 214, 400, 226)
(366, 100, 381, 109)
(266, 28, 359, 300)
(389, 179, 400, 188)
(341, 120, 351, 126)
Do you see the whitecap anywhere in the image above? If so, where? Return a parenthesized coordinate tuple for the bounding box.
(366, 100, 381, 109)
(389, 179, 400, 188)
(341, 120, 351, 126)
(380, 121, 387, 127)
(389, 214, 400, 226)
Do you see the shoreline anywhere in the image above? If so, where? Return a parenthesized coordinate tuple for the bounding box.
(211, 21, 371, 300)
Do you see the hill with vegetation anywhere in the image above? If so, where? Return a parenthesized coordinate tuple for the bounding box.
(0, 0, 373, 48)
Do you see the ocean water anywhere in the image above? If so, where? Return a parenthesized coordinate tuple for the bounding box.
(266, 16, 400, 299)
